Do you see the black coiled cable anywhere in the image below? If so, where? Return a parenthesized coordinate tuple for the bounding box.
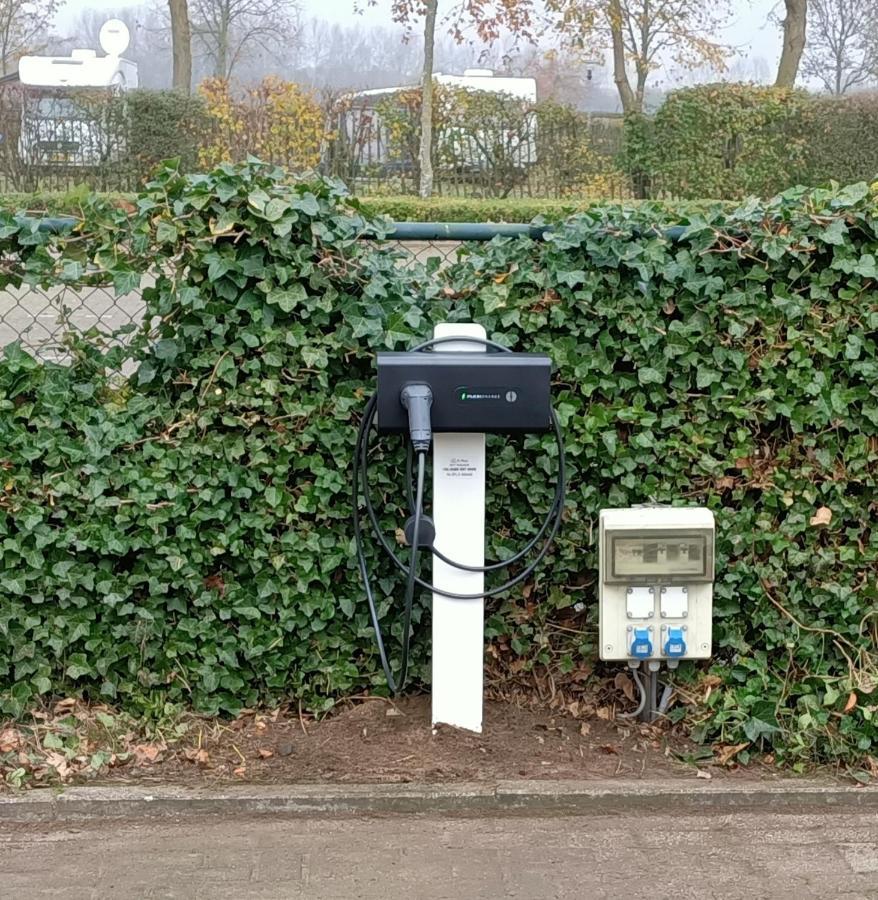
(352, 337, 566, 693)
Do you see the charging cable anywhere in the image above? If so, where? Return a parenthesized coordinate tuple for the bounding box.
(353, 336, 566, 693)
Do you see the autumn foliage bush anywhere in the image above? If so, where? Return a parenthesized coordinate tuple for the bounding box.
(198, 77, 328, 172)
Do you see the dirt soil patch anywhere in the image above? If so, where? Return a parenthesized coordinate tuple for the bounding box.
(91, 695, 768, 786)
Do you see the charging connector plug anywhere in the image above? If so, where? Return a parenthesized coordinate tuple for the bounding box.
(400, 384, 433, 453)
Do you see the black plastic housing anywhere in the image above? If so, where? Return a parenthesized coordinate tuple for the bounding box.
(376, 351, 552, 434)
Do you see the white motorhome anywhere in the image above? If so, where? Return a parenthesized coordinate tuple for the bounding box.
(16, 20, 138, 167)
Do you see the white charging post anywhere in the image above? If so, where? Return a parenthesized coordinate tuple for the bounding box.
(431, 322, 486, 733)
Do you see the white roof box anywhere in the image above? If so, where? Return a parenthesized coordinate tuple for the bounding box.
(18, 54, 138, 89)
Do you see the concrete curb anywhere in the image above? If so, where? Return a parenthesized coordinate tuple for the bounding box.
(2, 779, 876, 822)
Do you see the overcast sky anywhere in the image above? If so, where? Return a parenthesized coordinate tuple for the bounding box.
(56, 0, 786, 82)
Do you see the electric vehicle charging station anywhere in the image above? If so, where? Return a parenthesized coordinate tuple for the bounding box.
(354, 323, 565, 733)
(598, 507, 715, 720)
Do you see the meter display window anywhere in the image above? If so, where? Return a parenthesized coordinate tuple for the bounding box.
(608, 533, 709, 579)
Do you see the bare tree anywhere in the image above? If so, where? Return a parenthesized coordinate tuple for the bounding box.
(775, 0, 807, 87)
(169, 0, 193, 92)
(801, 0, 877, 94)
(289, 17, 478, 90)
(545, 0, 734, 115)
(0, 0, 60, 75)
(417, 0, 437, 198)
(190, 0, 301, 79)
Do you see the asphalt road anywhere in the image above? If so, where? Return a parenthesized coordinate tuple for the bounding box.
(3, 808, 877, 899)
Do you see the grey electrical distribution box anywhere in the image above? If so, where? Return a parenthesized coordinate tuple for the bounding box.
(598, 507, 715, 664)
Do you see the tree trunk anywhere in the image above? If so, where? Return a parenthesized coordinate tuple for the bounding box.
(169, 0, 192, 93)
(775, 0, 807, 88)
(608, 0, 637, 114)
(418, 0, 438, 198)
(216, 27, 228, 78)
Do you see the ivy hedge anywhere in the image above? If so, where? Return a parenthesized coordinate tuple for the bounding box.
(1, 162, 876, 769)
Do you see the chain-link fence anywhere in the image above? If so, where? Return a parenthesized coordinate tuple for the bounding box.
(0, 233, 487, 361)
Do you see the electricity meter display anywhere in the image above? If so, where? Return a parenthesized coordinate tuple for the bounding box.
(605, 530, 713, 582)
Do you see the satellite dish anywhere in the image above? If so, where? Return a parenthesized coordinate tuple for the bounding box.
(99, 19, 130, 57)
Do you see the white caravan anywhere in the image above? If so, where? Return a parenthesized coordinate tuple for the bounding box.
(16, 20, 138, 167)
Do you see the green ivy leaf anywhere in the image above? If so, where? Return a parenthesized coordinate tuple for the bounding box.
(267, 284, 307, 312)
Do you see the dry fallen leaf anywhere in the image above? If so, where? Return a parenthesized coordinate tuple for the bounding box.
(233, 766, 247, 777)
(132, 744, 162, 764)
(385, 707, 403, 718)
(184, 747, 210, 767)
(696, 768, 713, 780)
(257, 748, 274, 759)
(614, 671, 636, 702)
(43, 751, 71, 779)
(810, 506, 832, 527)
(843, 691, 858, 714)
(0, 727, 22, 752)
(53, 698, 76, 713)
(714, 742, 749, 766)
(579, 722, 591, 737)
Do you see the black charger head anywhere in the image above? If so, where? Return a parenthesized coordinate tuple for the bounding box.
(376, 351, 552, 435)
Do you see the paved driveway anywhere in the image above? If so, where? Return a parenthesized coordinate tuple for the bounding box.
(3, 807, 877, 899)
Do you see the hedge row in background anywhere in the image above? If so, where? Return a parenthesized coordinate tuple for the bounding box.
(627, 84, 878, 200)
(0, 191, 584, 222)
(0, 190, 720, 224)
(1, 162, 876, 770)
(8, 78, 878, 203)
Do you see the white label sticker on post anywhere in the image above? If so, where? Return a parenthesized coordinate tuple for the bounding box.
(431, 323, 486, 733)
